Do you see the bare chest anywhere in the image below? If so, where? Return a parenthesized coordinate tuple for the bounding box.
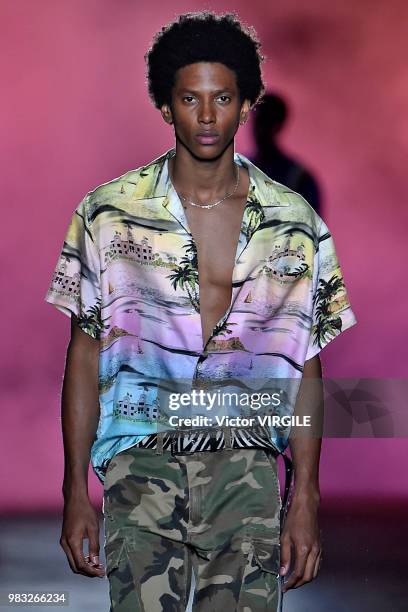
(183, 196, 247, 286)
(183, 195, 248, 346)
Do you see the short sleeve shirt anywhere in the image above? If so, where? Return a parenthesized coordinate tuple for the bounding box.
(45, 148, 357, 483)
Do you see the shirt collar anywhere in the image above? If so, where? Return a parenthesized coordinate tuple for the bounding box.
(132, 147, 291, 208)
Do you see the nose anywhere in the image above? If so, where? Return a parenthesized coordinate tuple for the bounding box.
(198, 100, 216, 125)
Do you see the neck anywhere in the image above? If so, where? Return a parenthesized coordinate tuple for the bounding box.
(169, 139, 238, 203)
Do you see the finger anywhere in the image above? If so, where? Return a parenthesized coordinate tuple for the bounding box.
(281, 545, 309, 592)
(313, 551, 323, 578)
(87, 528, 105, 577)
(279, 536, 292, 578)
(88, 528, 103, 569)
(292, 549, 319, 589)
(70, 538, 104, 578)
(60, 539, 80, 574)
(69, 538, 91, 576)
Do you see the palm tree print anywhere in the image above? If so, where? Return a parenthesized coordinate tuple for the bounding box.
(244, 195, 265, 239)
(77, 297, 106, 339)
(167, 265, 199, 310)
(181, 239, 198, 269)
(166, 239, 200, 311)
(312, 274, 346, 348)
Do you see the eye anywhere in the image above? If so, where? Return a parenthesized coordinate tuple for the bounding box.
(217, 95, 231, 103)
(182, 96, 195, 103)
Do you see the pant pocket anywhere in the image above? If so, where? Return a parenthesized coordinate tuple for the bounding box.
(238, 536, 280, 611)
(251, 537, 280, 577)
(260, 449, 282, 509)
(104, 536, 143, 611)
(105, 537, 126, 576)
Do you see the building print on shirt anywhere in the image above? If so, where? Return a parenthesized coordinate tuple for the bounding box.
(261, 233, 310, 282)
(113, 388, 159, 422)
(49, 255, 104, 338)
(51, 256, 80, 294)
(103, 224, 182, 276)
(103, 225, 153, 265)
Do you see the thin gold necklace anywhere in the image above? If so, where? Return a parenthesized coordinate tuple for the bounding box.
(172, 163, 240, 210)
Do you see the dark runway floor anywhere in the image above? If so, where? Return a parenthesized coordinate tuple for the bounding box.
(0, 497, 406, 611)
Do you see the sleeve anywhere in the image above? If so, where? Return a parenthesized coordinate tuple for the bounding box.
(305, 217, 357, 360)
(44, 195, 103, 340)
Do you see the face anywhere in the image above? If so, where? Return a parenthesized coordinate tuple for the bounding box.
(161, 62, 251, 160)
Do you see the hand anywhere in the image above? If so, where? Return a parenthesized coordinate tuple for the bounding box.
(279, 492, 322, 592)
(60, 494, 105, 578)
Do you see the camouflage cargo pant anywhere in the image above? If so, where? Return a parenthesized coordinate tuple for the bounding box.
(103, 441, 283, 611)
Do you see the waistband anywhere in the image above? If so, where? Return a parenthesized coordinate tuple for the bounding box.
(134, 425, 280, 456)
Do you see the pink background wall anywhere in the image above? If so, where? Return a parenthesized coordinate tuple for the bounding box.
(1, 0, 407, 512)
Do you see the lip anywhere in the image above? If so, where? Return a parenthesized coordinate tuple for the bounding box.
(195, 133, 220, 145)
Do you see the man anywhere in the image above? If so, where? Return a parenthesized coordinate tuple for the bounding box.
(45, 11, 357, 612)
(251, 93, 322, 215)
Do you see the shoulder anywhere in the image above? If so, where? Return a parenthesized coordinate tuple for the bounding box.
(272, 180, 322, 232)
(241, 153, 322, 240)
(81, 150, 169, 224)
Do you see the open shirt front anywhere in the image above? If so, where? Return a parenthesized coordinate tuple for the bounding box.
(45, 148, 357, 483)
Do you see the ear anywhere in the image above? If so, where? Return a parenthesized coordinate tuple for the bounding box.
(161, 104, 173, 125)
(239, 98, 252, 125)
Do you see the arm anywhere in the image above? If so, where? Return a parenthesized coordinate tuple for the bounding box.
(280, 353, 323, 592)
(59, 315, 105, 578)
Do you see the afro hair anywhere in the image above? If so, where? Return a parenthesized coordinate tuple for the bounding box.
(145, 11, 265, 109)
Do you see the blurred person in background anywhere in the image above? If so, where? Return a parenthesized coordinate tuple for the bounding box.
(251, 92, 321, 215)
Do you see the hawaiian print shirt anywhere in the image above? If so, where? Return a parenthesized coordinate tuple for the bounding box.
(45, 148, 357, 483)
